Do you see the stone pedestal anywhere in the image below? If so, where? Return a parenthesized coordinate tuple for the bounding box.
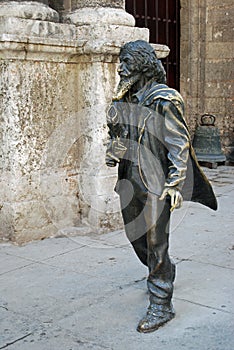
(0, 1, 79, 243)
(0, 0, 169, 244)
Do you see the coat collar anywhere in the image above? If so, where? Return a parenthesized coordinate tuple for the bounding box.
(131, 80, 184, 108)
(132, 80, 169, 105)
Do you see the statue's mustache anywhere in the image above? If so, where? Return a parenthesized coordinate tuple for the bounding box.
(113, 75, 140, 101)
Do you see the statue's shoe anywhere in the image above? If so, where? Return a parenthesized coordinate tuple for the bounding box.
(137, 303, 175, 333)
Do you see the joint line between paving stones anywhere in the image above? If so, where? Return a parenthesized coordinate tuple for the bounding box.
(175, 297, 234, 315)
(0, 333, 32, 349)
(190, 258, 234, 271)
(174, 257, 234, 271)
(0, 253, 114, 281)
(0, 245, 86, 276)
(1, 244, 132, 281)
(3, 245, 85, 262)
(0, 262, 36, 276)
(64, 235, 131, 249)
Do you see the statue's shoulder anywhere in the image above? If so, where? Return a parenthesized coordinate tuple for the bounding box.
(144, 83, 184, 107)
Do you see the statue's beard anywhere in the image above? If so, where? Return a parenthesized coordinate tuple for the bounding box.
(112, 74, 140, 101)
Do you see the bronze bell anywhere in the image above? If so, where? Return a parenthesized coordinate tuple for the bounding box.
(192, 114, 226, 168)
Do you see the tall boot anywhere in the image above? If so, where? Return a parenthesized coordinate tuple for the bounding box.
(137, 298, 175, 333)
(137, 260, 176, 333)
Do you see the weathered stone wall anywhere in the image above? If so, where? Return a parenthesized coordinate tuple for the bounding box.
(180, 0, 233, 158)
(206, 0, 234, 157)
(0, 60, 80, 243)
(0, 55, 128, 243)
(0, 1, 154, 244)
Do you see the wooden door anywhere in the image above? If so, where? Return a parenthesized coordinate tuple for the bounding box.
(125, 0, 180, 90)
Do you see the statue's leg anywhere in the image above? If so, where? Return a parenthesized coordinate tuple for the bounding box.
(119, 185, 148, 267)
(137, 195, 176, 333)
(129, 234, 148, 267)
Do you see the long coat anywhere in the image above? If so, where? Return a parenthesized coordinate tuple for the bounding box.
(106, 81, 217, 211)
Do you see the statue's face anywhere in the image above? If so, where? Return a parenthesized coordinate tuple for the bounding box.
(113, 51, 141, 100)
(118, 52, 138, 79)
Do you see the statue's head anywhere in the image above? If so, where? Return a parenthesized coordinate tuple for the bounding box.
(113, 40, 166, 100)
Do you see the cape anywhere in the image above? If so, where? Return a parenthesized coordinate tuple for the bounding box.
(136, 83, 218, 210)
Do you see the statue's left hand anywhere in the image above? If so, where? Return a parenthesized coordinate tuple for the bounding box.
(159, 187, 183, 212)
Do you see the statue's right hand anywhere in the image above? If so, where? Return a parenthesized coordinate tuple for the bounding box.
(106, 158, 117, 167)
(105, 152, 118, 167)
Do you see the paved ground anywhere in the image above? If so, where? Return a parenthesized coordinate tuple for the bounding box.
(0, 166, 233, 350)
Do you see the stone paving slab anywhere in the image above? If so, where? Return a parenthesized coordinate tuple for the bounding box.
(174, 260, 234, 312)
(0, 236, 86, 262)
(0, 166, 233, 349)
(0, 252, 34, 275)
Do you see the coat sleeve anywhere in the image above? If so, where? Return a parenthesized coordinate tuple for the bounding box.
(160, 99, 190, 191)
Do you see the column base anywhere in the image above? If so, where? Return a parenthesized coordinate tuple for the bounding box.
(0, 1, 59, 22)
(0, 17, 77, 41)
(64, 6, 135, 27)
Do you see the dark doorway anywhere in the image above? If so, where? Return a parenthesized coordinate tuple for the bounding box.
(125, 0, 180, 90)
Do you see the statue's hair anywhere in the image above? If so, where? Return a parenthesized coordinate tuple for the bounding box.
(120, 40, 167, 84)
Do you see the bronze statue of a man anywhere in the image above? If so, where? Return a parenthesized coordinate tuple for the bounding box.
(106, 40, 217, 333)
